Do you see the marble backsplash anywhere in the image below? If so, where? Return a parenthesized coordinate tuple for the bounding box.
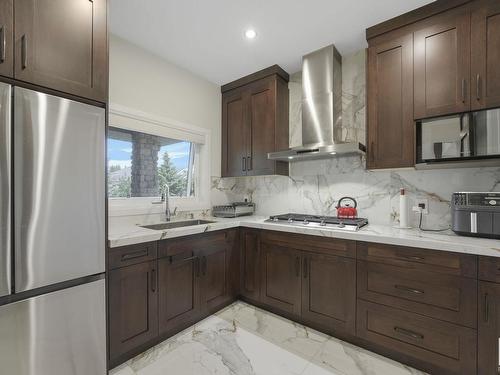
(211, 158, 500, 228)
(212, 49, 500, 228)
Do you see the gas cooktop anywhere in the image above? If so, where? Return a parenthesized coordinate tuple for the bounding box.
(265, 213, 368, 231)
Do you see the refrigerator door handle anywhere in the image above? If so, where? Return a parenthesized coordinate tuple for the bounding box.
(0, 82, 11, 298)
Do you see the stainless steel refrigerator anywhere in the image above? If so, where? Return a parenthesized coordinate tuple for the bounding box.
(0, 83, 106, 375)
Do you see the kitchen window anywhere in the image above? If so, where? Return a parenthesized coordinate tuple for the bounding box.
(107, 105, 211, 214)
(108, 127, 196, 198)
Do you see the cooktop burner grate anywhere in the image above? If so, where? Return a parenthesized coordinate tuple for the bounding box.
(266, 213, 368, 230)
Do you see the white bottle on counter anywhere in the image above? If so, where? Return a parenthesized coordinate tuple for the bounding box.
(399, 188, 409, 228)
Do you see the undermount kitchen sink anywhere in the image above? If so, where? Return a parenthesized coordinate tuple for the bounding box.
(140, 220, 215, 231)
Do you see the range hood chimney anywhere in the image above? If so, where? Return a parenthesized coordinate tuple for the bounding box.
(268, 44, 365, 162)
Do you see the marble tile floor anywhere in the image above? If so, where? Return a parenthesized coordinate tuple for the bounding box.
(110, 301, 427, 375)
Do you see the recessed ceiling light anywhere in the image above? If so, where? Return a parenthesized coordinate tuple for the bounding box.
(245, 29, 257, 40)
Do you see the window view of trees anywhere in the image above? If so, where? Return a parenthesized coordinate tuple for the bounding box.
(107, 127, 195, 198)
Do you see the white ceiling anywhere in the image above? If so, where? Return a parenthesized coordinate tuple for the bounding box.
(110, 0, 434, 85)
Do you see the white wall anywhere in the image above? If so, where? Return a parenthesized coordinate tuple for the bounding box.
(109, 34, 222, 176)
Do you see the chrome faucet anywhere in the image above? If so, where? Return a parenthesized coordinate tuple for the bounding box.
(162, 183, 177, 221)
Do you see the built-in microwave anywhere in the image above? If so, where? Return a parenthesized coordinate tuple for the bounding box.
(416, 108, 500, 168)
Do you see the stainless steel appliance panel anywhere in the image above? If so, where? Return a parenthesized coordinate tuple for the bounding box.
(0, 83, 11, 297)
(417, 108, 500, 165)
(0, 279, 106, 375)
(14, 88, 105, 292)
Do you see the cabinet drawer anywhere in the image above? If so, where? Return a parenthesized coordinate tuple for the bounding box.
(108, 242, 158, 270)
(261, 231, 356, 258)
(357, 242, 477, 277)
(357, 300, 477, 375)
(357, 261, 477, 327)
(479, 256, 500, 283)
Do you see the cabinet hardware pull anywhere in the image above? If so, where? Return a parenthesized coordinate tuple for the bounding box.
(247, 156, 252, 171)
(485, 293, 490, 322)
(21, 34, 27, 69)
(295, 256, 300, 277)
(476, 74, 481, 101)
(195, 257, 201, 277)
(151, 268, 156, 292)
(303, 258, 308, 278)
(169, 255, 197, 265)
(461, 79, 466, 103)
(202, 256, 207, 276)
(242, 157, 246, 171)
(395, 284, 424, 295)
(0, 26, 5, 63)
(497, 339, 500, 375)
(394, 326, 424, 340)
(403, 255, 424, 261)
(121, 249, 148, 261)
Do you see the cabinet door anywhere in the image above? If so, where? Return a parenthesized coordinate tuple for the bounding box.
(222, 88, 248, 177)
(14, 0, 107, 102)
(0, 0, 13, 78)
(158, 253, 200, 336)
(414, 8, 471, 118)
(302, 253, 356, 334)
(109, 261, 158, 364)
(240, 228, 261, 302)
(247, 78, 276, 176)
(367, 34, 414, 169)
(471, 0, 500, 110)
(260, 242, 301, 316)
(200, 243, 230, 312)
(478, 281, 500, 375)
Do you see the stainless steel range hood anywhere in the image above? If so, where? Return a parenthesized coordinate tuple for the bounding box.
(268, 45, 365, 162)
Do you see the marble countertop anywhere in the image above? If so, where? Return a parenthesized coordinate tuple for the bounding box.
(108, 215, 500, 257)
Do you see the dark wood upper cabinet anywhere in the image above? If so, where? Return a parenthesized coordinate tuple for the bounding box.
(221, 65, 289, 177)
(247, 78, 277, 176)
(0, 0, 13, 78)
(302, 252, 356, 335)
(240, 228, 261, 302)
(478, 281, 500, 375)
(158, 252, 200, 336)
(109, 261, 158, 366)
(14, 0, 108, 102)
(414, 7, 471, 119)
(222, 87, 248, 177)
(471, 0, 500, 110)
(367, 33, 414, 169)
(260, 241, 301, 316)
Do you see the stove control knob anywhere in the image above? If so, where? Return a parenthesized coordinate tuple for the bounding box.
(338, 222, 345, 228)
(287, 218, 294, 223)
(303, 219, 309, 225)
(273, 217, 279, 222)
(320, 220, 326, 226)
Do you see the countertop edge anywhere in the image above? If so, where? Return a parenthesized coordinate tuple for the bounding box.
(108, 218, 500, 258)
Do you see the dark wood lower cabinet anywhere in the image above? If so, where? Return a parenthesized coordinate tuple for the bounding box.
(357, 260, 477, 328)
(200, 244, 230, 312)
(108, 229, 493, 374)
(240, 228, 261, 302)
(109, 261, 158, 365)
(301, 252, 356, 335)
(357, 300, 477, 375)
(158, 252, 200, 336)
(478, 281, 500, 375)
(260, 241, 301, 316)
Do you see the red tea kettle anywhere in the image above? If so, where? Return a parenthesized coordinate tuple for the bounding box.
(336, 197, 358, 219)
